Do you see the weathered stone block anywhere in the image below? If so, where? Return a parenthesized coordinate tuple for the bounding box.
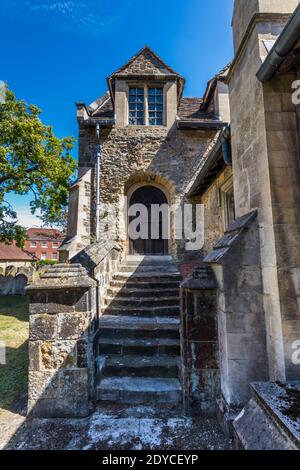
(47, 290, 76, 314)
(40, 340, 77, 370)
(28, 290, 48, 314)
(28, 370, 59, 400)
(57, 312, 88, 340)
(28, 341, 41, 371)
(29, 314, 58, 341)
(184, 315, 217, 342)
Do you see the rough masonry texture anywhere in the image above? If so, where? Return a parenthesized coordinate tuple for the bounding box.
(27, 264, 97, 418)
(181, 266, 219, 415)
(27, 2, 300, 448)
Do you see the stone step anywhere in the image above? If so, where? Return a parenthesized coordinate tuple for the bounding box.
(114, 272, 181, 283)
(119, 265, 179, 274)
(99, 315, 180, 330)
(98, 337, 180, 356)
(107, 287, 179, 298)
(102, 305, 180, 317)
(110, 279, 181, 290)
(96, 377, 182, 405)
(98, 355, 180, 378)
(105, 296, 180, 308)
(98, 315, 180, 340)
(125, 256, 174, 266)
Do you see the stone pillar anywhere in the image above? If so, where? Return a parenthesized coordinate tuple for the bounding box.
(181, 266, 219, 416)
(204, 212, 268, 428)
(26, 264, 97, 418)
(229, 0, 300, 382)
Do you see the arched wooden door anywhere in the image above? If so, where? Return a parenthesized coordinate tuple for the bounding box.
(129, 185, 169, 255)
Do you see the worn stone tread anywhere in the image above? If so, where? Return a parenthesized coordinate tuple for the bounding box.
(99, 315, 180, 329)
(98, 377, 182, 392)
(104, 355, 180, 369)
(103, 305, 180, 314)
(115, 272, 181, 279)
(105, 296, 180, 303)
(99, 337, 180, 347)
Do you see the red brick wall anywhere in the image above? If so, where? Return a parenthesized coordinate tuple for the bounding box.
(25, 239, 62, 261)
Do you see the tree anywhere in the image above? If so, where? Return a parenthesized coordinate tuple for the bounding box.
(0, 87, 76, 247)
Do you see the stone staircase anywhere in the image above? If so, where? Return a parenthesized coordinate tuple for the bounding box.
(96, 256, 182, 406)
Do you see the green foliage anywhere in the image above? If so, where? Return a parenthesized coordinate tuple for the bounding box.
(0, 296, 29, 411)
(36, 259, 59, 269)
(0, 87, 77, 247)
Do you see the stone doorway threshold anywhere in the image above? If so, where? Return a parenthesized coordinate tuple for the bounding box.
(1, 403, 233, 450)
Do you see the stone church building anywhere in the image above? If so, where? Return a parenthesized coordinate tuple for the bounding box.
(27, 0, 300, 449)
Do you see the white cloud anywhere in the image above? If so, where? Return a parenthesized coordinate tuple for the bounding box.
(0, 0, 131, 35)
(15, 207, 43, 228)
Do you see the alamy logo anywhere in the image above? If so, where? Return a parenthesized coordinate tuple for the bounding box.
(100, 201, 205, 251)
(291, 80, 300, 105)
(0, 341, 6, 365)
(291, 340, 300, 366)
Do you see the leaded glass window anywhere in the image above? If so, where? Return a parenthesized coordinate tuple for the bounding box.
(148, 88, 163, 126)
(129, 88, 144, 125)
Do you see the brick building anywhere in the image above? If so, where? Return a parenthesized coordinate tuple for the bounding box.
(25, 228, 64, 261)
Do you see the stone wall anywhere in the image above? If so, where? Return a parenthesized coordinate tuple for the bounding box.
(204, 212, 268, 407)
(231, 0, 298, 54)
(59, 170, 92, 261)
(261, 74, 300, 380)
(181, 267, 219, 415)
(77, 123, 217, 261)
(27, 264, 97, 418)
(72, 240, 124, 308)
(0, 265, 34, 296)
(200, 167, 233, 256)
(228, 3, 300, 382)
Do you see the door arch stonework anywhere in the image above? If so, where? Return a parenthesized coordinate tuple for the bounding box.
(128, 185, 169, 255)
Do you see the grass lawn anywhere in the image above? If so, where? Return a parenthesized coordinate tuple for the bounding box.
(0, 296, 29, 414)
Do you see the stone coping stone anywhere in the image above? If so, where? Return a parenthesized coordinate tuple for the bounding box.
(204, 210, 258, 264)
(72, 240, 122, 271)
(251, 382, 300, 447)
(26, 264, 96, 291)
(181, 266, 218, 290)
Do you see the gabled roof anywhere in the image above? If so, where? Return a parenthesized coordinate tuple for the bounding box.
(202, 63, 231, 109)
(110, 46, 182, 77)
(107, 46, 185, 105)
(26, 228, 64, 241)
(0, 242, 34, 261)
(178, 97, 219, 122)
(89, 92, 114, 119)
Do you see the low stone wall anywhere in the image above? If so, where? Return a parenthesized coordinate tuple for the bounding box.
(27, 264, 97, 418)
(0, 266, 34, 295)
(180, 266, 220, 415)
(71, 240, 124, 308)
(26, 242, 124, 418)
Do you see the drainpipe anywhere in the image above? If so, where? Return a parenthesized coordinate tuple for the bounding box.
(221, 137, 232, 166)
(95, 123, 101, 242)
(221, 126, 232, 166)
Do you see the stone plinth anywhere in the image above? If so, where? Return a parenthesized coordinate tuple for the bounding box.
(26, 264, 97, 418)
(180, 266, 219, 415)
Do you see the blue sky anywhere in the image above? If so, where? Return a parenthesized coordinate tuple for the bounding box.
(1, 0, 234, 227)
